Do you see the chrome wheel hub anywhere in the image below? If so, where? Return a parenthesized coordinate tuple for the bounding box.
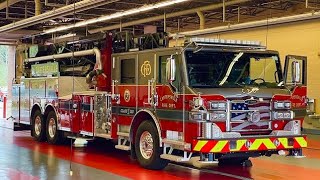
(48, 118, 56, 138)
(34, 116, 41, 136)
(139, 131, 154, 159)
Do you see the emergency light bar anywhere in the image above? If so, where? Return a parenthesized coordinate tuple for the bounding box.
(187, 37, 266, 50)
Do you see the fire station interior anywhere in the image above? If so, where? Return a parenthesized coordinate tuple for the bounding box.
(1, 0, 320, 179)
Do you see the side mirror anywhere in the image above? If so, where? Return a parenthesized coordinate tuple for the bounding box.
(291, 61, 301, 83)
(166, 55, 176, 82)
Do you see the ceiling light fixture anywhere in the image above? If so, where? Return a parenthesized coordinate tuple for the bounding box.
(43, 0, 190, 34)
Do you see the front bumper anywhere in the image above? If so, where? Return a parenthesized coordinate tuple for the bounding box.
(192, 135, 307, 153)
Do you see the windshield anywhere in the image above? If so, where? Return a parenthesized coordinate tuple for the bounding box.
(185, 50, 283, 88)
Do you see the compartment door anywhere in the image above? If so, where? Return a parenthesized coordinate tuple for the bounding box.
(12, 84, 20, 123)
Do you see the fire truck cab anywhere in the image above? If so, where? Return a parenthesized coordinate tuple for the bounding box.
(13, 37, 307, 170)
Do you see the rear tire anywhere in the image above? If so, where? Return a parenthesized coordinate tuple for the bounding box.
(32, 110, 46, 142)
(134, 121, 168, 170)
(46, 111, 61, 144)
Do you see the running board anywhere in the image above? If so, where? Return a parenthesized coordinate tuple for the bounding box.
(95, 133, 112, 139)
(160, 154, 189, 162)
(162, 138, 185, 146)
(117, 132, 129, 137)
(115, 145, 130, 151)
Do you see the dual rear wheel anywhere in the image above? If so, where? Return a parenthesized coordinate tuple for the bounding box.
(31, 110, 61, 144)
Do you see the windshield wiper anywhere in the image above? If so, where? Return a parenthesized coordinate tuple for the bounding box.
(219, 52, 244, 86)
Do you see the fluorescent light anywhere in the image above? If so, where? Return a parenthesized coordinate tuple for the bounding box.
(43, 0, 190, 34)
(55, 33, 76, 40)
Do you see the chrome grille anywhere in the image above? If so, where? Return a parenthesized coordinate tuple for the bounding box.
(228, 99, 271, 132)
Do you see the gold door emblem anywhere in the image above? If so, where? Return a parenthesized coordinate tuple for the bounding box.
(141, 61, 151, 77)
(124, 89, 130, 102)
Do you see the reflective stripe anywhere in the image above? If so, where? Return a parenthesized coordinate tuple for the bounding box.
(263, 139, 277, 149)
(210, 140, 228, 152)
(295, 137, 307, 147)
(231, 139, 246, 152)
(278, 138, 291, 148)
(194, 140, 208, 151)
(249, 139, 276, 150)
(192, 136, 307, 153)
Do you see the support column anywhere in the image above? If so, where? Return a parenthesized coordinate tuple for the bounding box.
(6, 45, 15, 117)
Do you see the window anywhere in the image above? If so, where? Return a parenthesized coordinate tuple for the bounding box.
(159, 56, 167, 84)
(185, 50, 282, 88)
(121, 59, 135, 84)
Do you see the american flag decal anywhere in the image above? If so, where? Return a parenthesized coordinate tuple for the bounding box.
(231, 101, 270, 131)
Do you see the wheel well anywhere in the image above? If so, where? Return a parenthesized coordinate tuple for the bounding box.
(130, 110, 161, 144)
(30, 105, 41, 124)
(44, 105, 56, 120)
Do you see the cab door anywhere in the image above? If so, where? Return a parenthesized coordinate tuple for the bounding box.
(111, 54, 137, 138)
(284, 55, 307, 119)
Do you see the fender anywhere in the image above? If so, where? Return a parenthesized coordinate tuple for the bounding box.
(44, 103, 58, 117)
(29, 103, 42, 126)
(129, 109, 162, 147)
(31, 103, 42, 115)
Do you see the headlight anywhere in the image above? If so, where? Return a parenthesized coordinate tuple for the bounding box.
(273, 111, 294, 120)
(189, 111, 208, 121)
(274, 101, 291, 109)
(209, 101, 226, 110)
(209, 112, 226, 121)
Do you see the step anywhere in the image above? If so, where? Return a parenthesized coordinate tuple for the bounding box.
(95, 133, 112, 139)
(67, 136, 94, 141)
(162, 138, 185, 146)
(160, 154, 189, 162)
(117, 132, 129, 137)
(115, 145, 130, 151)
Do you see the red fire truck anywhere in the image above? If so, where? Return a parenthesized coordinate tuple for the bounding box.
(12, 36, 307, 169)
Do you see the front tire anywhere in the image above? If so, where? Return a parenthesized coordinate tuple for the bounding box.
(134, 121, 168, 170)
(32, 110, 46, 142)
(46, 111, 61, 144)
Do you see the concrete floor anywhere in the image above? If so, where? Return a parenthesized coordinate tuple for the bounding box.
(1, 111, 320, 180)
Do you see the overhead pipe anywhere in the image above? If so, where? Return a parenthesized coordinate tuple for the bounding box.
(196, 11, 205, 30)
(34, 0, 41, 16)
(25, 48, 101, 69)
(25, 48, 102, 84)
(89, 0, 251, 34)
(0, 0, 120, 34)
(173, 11, 320, 36)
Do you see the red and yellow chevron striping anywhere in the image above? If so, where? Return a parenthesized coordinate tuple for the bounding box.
(192, 136, 307, 153)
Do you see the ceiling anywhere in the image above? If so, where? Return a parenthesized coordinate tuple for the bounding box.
(0, 0, 320, 44)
